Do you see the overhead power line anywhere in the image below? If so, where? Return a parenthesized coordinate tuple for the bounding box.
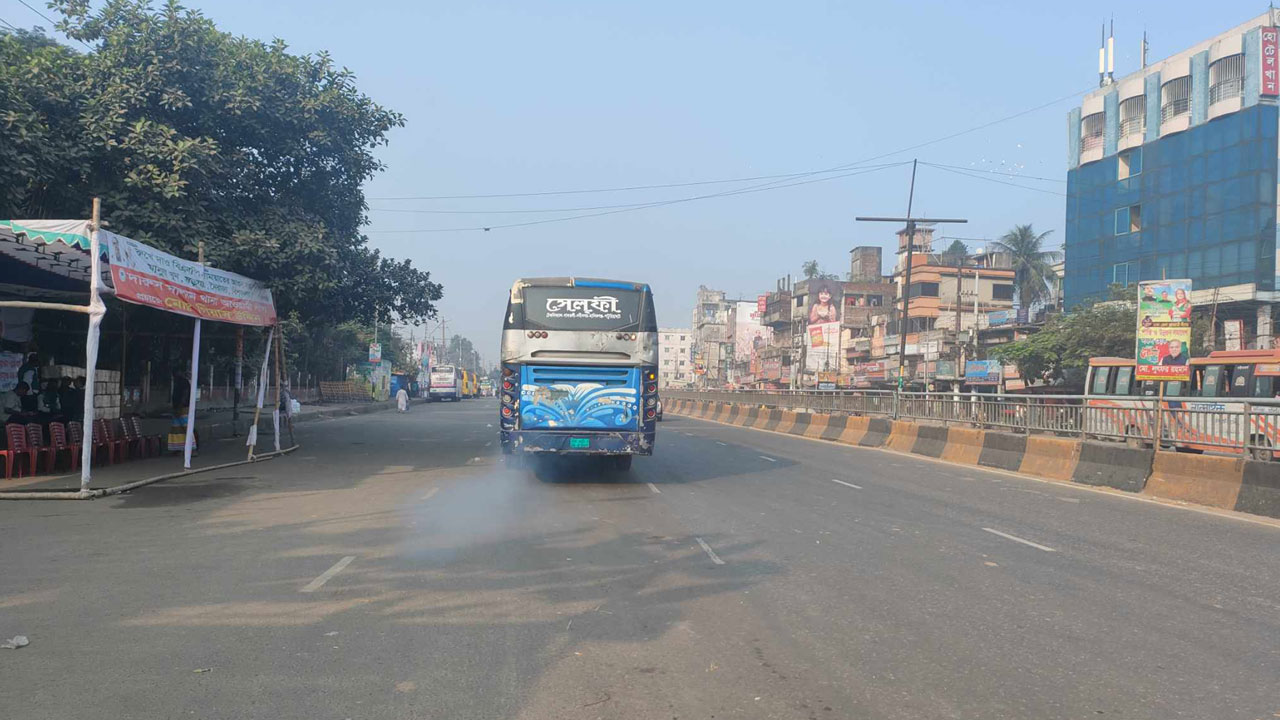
(918, 161, 1067, 184)
(922, 162, 1067, 197)
(16, 0, 91, 49)
(0, 16, 19, 30)
(365, 161, 911, 234)
(368, 87, 1089, 202)
(367, 161, 911, 216)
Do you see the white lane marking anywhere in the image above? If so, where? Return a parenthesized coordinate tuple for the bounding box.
(485, 441, 492, 447)
(715, 441, 727, 446)
(422, 487, 439, 501)
(695, 537, 725, 565)
(982, 528, 1057, 553)
(831, 478, 863, 490)
(759, 455, 777, 462)
(300, 556, 356, 593)
(646, 482, 661, 494)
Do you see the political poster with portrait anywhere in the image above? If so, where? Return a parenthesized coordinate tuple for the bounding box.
(804, 278, 842, 372)
(732, 301, 771, 364)
(1136, 279, 1192, 382)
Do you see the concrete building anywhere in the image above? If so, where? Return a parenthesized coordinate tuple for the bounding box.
(759, 280, 794, 388)
(1066, 11, 1280, 349)
(885, 227, 1016, 385)
(691, 286, 733, 387)
(657, 328, 693, 389)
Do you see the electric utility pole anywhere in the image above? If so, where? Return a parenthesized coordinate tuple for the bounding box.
(856, 159, 967, 389)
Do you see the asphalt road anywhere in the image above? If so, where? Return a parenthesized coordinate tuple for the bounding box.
(2, 402, 1279, 719)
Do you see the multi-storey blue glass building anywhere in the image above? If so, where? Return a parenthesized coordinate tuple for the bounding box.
(1066, 12, 1279, 348)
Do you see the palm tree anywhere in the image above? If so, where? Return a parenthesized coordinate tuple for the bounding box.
(991, 224, 1061, 309)
(801, 260, 821, 279)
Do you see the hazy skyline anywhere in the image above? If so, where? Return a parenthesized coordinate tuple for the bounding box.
(3, 0, 1265, 362)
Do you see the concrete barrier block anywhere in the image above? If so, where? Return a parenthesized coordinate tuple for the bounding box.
(941, 427, 985, 465)
(804, 413, 829, 439)
(789, 412, 812, 435)
(1234, 459, 1280, 518)
(838, 416, 869, 445)
(910, 424, 949, 458)
(727, 405, 745, 425)
(822, 415, 850, 442)
(743, 406, 761, 427)
(861, 417, 891, 447)
(1071, 441, 1152, 493)
(978, 432, 1027, 472)
(761, 409, 782, 431)
(1144, 452, 1245, 510)
(775, 410, 798, 435)
(1019, 436, 1082, 481)
(712, 403, 731, 423)
(885, 421, 919, 453)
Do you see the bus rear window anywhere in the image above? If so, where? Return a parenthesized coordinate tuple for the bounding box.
(1090, 367, 1112, 395)
(1114, 366, 1134, 395)
(1199, 365, 1224, 397)
(520, 286, 643, 331)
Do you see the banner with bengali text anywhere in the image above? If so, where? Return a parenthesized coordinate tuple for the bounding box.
(105, 231, 276, 326)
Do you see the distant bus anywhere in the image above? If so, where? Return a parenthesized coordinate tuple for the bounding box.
(1085, 350, 1280, 460)
(499, 277, 658, 471)
(479, 378, 495, 397)
(428, 365, 462, 402)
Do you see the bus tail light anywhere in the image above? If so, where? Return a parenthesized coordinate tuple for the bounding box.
(646, 409, 656, 420)
(502, 406, 513, 418)
(501, 364, 520, 429)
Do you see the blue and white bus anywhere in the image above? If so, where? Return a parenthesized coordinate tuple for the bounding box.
(499, 277, 659, 471)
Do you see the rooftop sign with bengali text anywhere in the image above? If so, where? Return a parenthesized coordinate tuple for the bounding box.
(1263, 27, 1279, 97)
(105, 231, 276, 326)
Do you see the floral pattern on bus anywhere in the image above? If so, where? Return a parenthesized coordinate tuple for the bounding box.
(520, 384, 638, 429)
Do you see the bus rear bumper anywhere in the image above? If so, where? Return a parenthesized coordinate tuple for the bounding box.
(501, 430, 654, 456)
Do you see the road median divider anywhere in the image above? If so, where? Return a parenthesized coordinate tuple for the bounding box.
(1144, 452, 1244, 510)
(666, 399, 1280, 521)
(940, 427, 985, 465)
(1019, 436, 1081, 481)
(1071, 441, 1151, 492)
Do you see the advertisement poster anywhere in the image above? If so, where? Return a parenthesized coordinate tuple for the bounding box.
(963, 360, 1001, 385)
(757, 294, 768, 314)
(0, 351, 21, 392)
(1136, 279, 1192, 381)
(805, 278, 842, 372)
(733, 301, 771, 363)
(986, 310, 1012, 328)
(104, 230, 277, 326)
(368, 342, 382, 363)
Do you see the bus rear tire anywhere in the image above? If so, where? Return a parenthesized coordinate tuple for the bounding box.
(613, 455, 632, 472)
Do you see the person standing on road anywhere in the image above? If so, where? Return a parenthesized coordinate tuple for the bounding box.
(396, 385, 410, 413)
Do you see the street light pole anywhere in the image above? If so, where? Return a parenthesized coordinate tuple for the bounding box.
(856, 159, 967, 391)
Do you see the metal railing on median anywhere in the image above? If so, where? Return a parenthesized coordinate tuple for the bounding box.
(663, 388, 1280, 460)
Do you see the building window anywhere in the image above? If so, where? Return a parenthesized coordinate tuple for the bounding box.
(1115, 205, 1141, 235)
(908, 282, 939, 298)
(1118, 148, 1142, 180)
(1209, 54, 1245, 104)
(992, 284, 1014, 300)
(1119, 95, 1145, 138)
(1080, 112, 1105, 152)
(1160, 76, 1191, 123)
(1113, 261, 1136, 286)
(679, 335, 685, 341)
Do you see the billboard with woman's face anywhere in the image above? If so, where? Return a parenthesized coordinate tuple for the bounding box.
(805, 279, 843, 372)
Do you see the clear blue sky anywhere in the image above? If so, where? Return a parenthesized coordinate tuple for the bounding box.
(2, 0, 1269, 363)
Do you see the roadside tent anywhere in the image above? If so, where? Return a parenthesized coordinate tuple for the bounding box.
(0, 209, 278, 493)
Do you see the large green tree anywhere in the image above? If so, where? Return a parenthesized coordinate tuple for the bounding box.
(991, 224, 1061, 309)
(1, 1, 441, 327)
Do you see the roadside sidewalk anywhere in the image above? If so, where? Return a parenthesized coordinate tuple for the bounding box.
(0, 398, 407, 493)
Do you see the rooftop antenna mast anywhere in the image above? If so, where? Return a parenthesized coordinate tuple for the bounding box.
(1107, 18, 1116, 83)
(1098, 23, 1107, 87)
(1141, 29, 1149, 69)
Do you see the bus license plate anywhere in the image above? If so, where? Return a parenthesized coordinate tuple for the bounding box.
(569, 437, 590, 449)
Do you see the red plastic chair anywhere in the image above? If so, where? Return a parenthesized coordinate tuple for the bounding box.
(118, 417, 145, 460)
(25, 423, 56, 474)
(68, 421, 84, 448)
(91, 420, 120, 465)
(48, 422, 80, 472)
(130, 416, 162, 458)
(4, 423, 36, 478)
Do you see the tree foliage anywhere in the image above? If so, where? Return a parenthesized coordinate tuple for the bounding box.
(941, 239, 969, 267)
(1, 1, 441, 327)
(991, 224, 1061, 309)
